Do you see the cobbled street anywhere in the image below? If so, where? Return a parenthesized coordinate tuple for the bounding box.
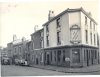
(1, 65, 100, 76)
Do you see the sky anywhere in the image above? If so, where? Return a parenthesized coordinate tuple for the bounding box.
(0, 0, 99, 47)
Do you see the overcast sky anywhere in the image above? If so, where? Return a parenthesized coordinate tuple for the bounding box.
(0, 0, 99, 47)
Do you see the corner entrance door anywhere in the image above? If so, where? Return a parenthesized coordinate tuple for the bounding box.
(47, 54, 50, 65)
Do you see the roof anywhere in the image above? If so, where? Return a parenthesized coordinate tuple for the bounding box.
(31, 28, 43, 36)
(42, 7, 97, 26)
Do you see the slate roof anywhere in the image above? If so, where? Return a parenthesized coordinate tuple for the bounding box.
(42, 7, 97, 26)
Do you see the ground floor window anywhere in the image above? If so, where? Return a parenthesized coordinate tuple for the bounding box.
(54, 51, 56, 62)
(44, 52, 46, 61)
(41, 53, 44, 62)
(57, 50, 61, 62)
(36, 58, 38, 64)
(84, 50, 86, 61)
(51, 51, 52, 62)
(63, 50, 65, 62)
(94, 50, 97, 59)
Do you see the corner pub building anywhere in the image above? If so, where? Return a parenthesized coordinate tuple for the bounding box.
(31, 8, 99, 68)
(31, 7, 99, 68)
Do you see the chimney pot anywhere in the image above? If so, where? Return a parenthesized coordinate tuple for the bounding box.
(48, 10, 55, 21)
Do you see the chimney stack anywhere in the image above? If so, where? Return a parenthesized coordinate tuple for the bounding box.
(22, 37, 26, 41)
(88, 12, 92, 17)
(13, 34, 17, 41)
(48, 10, 55, 20)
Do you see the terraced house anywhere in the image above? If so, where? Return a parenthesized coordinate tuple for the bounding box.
(30, 28, 44, 65)
(7, 35, 30, 64)
(40, 7, 99, 67)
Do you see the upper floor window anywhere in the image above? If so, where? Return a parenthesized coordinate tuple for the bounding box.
(15, 48, 16, 53)
(94, 23, 95, 31)
(90, 20, 92, 29)
(56, 18, 61, 28)
(90, 33, 92, 44)
(40, 38, 43, 48)
(85, 16, 87, 25)
(57, 31, 61, 45)
(19, 47, 21, 53)
(46, 36, 49, 46)
(85, 30, 88, 44)
(94, 34, 96, 45)
(46, 25, 49, 32)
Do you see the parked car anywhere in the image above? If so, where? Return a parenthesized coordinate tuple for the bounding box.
(19, 59, 28, 66)
(1, 57, 10, 65)
(14, 58, 29, 66)
(14, 59, 20, 65)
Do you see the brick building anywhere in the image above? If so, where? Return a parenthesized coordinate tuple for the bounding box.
(7, 35, 30, 64)
(30, 28, 44, 65)
(7, 42, 13, 64)
(26, 41, 33, 65)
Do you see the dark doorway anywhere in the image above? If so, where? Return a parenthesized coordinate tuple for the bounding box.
(86, 50, 89, 66)
(36, 58, 38, 64)
(47, 54, 50, 65)
(91, 50, 94, 65)
(72, 49, 80, 63)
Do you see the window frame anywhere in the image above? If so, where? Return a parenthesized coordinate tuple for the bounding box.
(57, 31, 61, 45)
(90, 20, 92, 29)
(85, 16, 87, 25)
(90, 32, 92, 44)
(85, 30, 88, 44)
(46, 25, 49, 32)
(56, 18, 61, 28)
(46, 35, 49, 46)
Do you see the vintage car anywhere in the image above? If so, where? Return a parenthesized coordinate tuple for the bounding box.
(14, 59, 28, 66)
(19, 59, 28, 66)
(14, 59, 20, 65)
(1, 57, 10, 65)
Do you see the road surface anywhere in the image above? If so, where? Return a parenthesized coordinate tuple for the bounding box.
(1, 65, 100, 76)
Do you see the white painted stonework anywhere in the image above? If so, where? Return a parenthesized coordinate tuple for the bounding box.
(43, 10, 98, 48)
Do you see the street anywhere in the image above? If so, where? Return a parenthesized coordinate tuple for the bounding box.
(1, 65, 100, 76)
(1, 65, 70, 76)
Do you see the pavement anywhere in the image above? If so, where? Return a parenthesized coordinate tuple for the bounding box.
(30, 64, 100, 73)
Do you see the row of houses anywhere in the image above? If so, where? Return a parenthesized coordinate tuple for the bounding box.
(7, 7, 99, 67)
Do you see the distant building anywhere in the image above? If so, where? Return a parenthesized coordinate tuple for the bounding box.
(7, 42, 13, 64)
(26, 41, 33, 65)
(7, 36, 29, 64)
(97, 33, 100, 63)
(1, 48, 8, 58)
(13, 38, 28, 61)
